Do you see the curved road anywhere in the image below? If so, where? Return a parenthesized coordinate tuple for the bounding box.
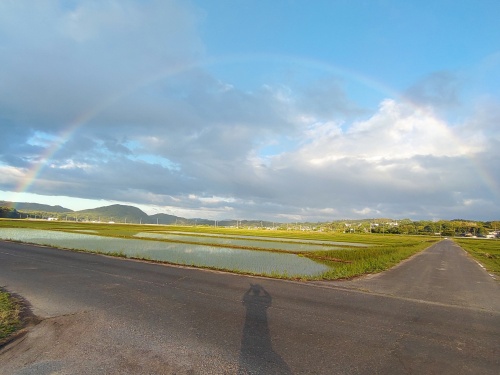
(0, 239, 499, 374)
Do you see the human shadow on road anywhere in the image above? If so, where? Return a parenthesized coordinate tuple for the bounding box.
(238, 284, 292, 374)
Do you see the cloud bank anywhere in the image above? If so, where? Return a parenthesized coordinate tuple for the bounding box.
(1, 1, 499, 221)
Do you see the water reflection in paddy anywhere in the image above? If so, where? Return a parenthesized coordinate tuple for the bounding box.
(134, 232, 346, 252)
(0, 228, 329, 277)
(165, 231, 369, 247)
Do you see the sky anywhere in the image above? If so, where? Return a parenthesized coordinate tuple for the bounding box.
(1, 0, 499, 222)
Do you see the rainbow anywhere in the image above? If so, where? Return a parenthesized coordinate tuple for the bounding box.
(14, 53, 499, 202)
(14, 59, 199, 197)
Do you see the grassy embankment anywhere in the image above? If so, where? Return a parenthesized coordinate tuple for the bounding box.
(454, 238, 500, 278)
(0, 289, 20, 345)
(307, 237, 438, 279)
(0, 219, 439, 280)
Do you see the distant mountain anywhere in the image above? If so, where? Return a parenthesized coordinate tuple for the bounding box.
(1, 202, 186, 224)
(76, 204, 150, 223)
(149, 213, 184, 225)
(0, 201, 72, 213)
(1, 202, 276, 226)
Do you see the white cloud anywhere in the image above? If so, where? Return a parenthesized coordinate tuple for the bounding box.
(0, 165, 25, 185)
(353, 207, 380, 216)
(49, 160, 93, 171)
(293, 99, 484, 166)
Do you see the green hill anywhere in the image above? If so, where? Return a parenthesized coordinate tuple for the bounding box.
(0, 201, 72, 213)
(3, 202, 279, 227)
(75, 204, 150, 223)
(149, 213, 184, 225)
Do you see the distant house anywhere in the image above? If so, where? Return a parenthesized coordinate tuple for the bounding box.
(486, 231, 499, 239)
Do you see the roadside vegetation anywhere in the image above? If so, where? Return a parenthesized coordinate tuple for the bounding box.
(454, 238, 500, 278)
(309, 237, 438, 280)
(0, 289, 21, 344)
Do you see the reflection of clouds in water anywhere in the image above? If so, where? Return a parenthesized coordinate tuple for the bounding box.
(239, 284, 292, 374)
(207, 247, 234, 254)
(134, 233, 168, 239)
(134, 232, 358, 251)
(182, 247, 235, 254)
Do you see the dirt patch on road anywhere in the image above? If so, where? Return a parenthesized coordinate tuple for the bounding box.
(0, 309, 220, 374)
(0, 312, 95, 374)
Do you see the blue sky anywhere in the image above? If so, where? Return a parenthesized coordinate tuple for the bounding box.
(1, 0, 499, 221)
(200, 1, 499, 92)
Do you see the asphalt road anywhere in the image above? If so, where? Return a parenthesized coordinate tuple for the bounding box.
(0, 239, 499, 374)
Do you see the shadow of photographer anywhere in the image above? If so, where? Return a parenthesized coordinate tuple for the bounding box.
(238, 284, 292, 374)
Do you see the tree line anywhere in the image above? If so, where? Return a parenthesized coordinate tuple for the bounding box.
(1, 205, 498, 237)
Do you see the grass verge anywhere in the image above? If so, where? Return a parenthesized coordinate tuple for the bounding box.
(0, 289, 21, 344)
(454, 238, 500, 278)
(308, 238, 439, 280)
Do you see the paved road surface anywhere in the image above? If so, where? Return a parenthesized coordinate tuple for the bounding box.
(0, 239, 499, 374)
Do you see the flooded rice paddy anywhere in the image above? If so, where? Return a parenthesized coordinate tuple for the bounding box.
(0, 228, 330, 277)
(133, 232, 348, 252)
(165, 231, 369, 247)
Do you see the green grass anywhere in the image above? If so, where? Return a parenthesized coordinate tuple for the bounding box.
(0, 219, 440, 280)
(454, 238, 500, 277)
(306, 237, 438, 279)
(0, 289, 21, 343)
